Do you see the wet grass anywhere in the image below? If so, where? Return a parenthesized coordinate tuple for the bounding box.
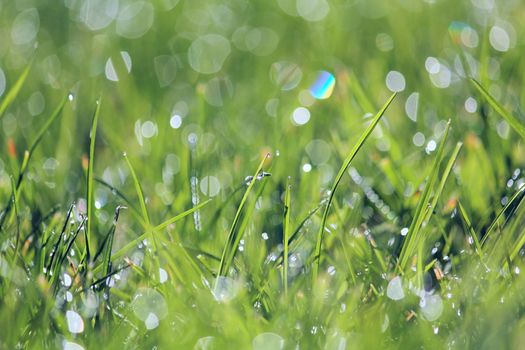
(1, 1, 525, 349)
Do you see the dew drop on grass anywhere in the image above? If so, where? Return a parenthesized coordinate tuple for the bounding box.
(144, 312, 159, 330)
(420, 294, 443, 321)
(132, 288, 168, 323)
(63, 273, 72, 287)
(66, 310, 84, 333)
(212, 276, 239, 302)
(159, 268, 168, 283)
(386, 276, 405, 300)
(262, 232, 269, 240)
(252, 333, 284, 350)
(63, 341, 85, 350)
(302, 163, 312, 173)
(400, 227, 409, 236)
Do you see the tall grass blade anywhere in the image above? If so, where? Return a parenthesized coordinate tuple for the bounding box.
(86, 98, 102, 262)
(283, 177, 291, 296)
(470, 79, 525, 140)
(0, 62, 32, 119)
(313, 93, 396, 279)
(123, 153, 151, 227)
(216, 154, 270, 280)
(398, 121, 451, 270)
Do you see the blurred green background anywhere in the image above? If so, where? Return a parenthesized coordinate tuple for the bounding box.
(1, 0, 525, 349)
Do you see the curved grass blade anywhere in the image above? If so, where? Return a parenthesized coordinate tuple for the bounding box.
(282, 177, 292, 296)
(216, 154, 271, 281)
(470, 79, 525, 140)
(0, 62, 32, 119)
(123, 153, 151, 227)
(86, 98, 102, 261)
(106, 198, 212, 263)
(480, 185, 525, 246)
(313, 93, 396, 279)
(398, 122, 451, 270)
(0, 95, 68, 230)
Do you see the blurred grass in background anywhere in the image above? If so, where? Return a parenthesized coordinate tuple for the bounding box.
(1, 0, 525, 348)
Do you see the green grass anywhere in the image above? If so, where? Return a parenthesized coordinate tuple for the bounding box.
(1, 1, 525, 349)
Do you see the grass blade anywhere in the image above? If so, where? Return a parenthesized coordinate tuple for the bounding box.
(398, 121, 451, 270)
(313, 93, 396, 279)
(0, 62, 32, 119)
(283, 177, 291, 296)
(470, 79, 525, 140)
(86, 98, 102, 262)
(123, 153, 151, 227)
(107, 199, 212, 263)
(216, 153, 271, 280)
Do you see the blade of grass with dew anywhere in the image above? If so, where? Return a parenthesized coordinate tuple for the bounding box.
(216, 153, 270, 279)
(85, 98, 102, 264)
(223, 166, 271, 276)
(0, 95, 68, 231)
(313, 93, 396, 280)
(282, 177, 291, 296)
(480, 185, 525, 246)
(457, 201, 483, 258)
(103, 198, 212, 264)
(0, 62, 32, 119)
(398, 121, 451, 271)
(123, 153, 151, 227)
(470, 79, 525, 141)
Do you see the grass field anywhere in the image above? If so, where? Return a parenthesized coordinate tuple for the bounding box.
(1, 0, 525, 349)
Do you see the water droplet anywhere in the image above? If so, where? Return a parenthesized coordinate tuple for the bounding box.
(63, 340, 85, 350)
(400, 228, 409, 236)
(252, 333, 285, 350)
(302, 163, 312, 173)
(420, 294, 443, 321)
(66, 310, 84, 333)
(387, 276, 405, 300)
(67, 93, 74, 101)
(144, 312, 159, 330)
(159, 268, 168, 283)
(212, 276, 239, 302)
(170, 114, 182, 129)
(132, 288, 168, 322)
(262, 232, 269, 240)
(63, 273, 72, 287)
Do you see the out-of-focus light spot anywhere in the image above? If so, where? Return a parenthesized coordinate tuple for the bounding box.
(265, 98, 279, 117)
(66, 310, 84, 334)
(188, 34, 231, 74)
(471, 0, 494, 10)
(28, 91, 45, 116)
(299, 90, 315, 107)
(63, 341, 85, 350)
(79, 0, 119, 31)
(11, 8, 39, 45)
(310, 71, 335, 99)
(405, 92, 419, 122)
(448, 22, 479, 48)
(464, 97, 477, 113)
(386, 71, 405, 92)
(203, 76, 233, 107)
(141, 121, 157, 138)
(376, 33, 394, 51)
(296, 0, 330, 22)
(413, 132, 425, 147)
(200, 176, 221, 197)
(292, 107, 310, 125)
(0, 68, 5, 97)
(489, 26, 510, 52)
(426, 140, 437, 153)
(116, 1, 154, 39)
(105, 51, 132, 82)
(170, 114, 182, 129)
(302, 163, 312, 172)
(425, 57, 440, 74)
(306, 139, 331, 165)
(270, 61, 302, 91)
(154, 55, 177, 87)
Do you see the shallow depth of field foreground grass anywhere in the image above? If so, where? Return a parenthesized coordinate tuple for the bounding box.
(2, 0, 525, 349)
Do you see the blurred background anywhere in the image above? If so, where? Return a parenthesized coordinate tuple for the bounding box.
(1, 0, 525, 347)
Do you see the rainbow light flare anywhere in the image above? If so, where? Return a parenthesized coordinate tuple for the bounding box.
(309, 71, 336, 99)
(448, 21, 469, 45)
